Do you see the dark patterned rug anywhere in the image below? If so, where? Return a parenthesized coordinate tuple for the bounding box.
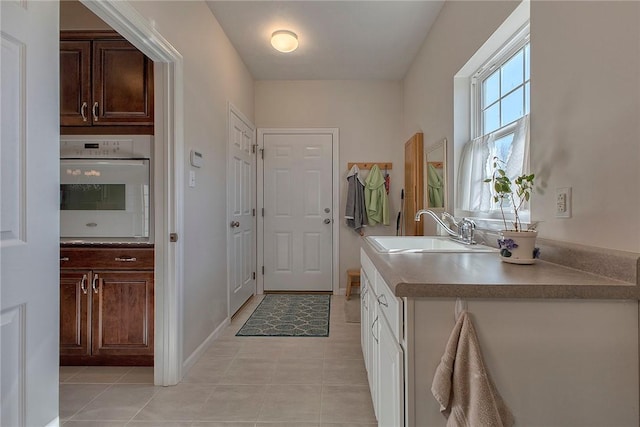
(236, 294, 331, 337)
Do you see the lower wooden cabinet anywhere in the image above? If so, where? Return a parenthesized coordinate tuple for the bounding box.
(60, 248, 154, 365)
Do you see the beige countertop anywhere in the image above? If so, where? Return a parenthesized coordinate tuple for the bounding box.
(361, 238, 639, 300)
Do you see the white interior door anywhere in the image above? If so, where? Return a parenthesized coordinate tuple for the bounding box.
(227, 107, 256, 315)
(262, 132, 333, 291)
(1, 1, 60, 425)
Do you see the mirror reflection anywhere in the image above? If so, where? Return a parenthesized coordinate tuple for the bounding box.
(425, 138, 446, 209)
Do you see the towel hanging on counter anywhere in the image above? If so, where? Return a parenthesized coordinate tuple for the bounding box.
(364, 164, 389, 226)
(345, 165, 368, 232)
(431, 311, 514, 427)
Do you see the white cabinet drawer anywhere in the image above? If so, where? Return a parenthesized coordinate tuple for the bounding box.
(375, 270, 402, 341)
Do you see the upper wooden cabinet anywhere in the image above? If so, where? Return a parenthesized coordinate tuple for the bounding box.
(60, 31, 154, 134)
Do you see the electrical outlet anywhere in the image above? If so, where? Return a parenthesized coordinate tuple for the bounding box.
(189, 170, 196, 188)
(556, 187, 571, 218)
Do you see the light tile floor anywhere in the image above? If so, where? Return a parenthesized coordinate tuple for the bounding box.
(60, 295, 376, 426)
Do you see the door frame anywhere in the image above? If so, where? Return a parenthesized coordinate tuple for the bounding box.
(256, 128, 340, 295)
(227, 103, 256, 316)
(81, 0, 184, 386)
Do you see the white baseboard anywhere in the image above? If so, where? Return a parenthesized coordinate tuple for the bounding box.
(45, 416, 60, 427)
(182, 317, 231, 375)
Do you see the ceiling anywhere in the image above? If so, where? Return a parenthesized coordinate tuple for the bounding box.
(205, 1, 444, 80)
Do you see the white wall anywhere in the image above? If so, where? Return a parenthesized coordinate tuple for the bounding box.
(126, 1, 254, 361)
(255, 80, 403, 290)
(529, 1, 640, 252)
(403, 0, 640, 253)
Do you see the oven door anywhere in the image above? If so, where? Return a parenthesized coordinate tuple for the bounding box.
(60, 159, 150, 239)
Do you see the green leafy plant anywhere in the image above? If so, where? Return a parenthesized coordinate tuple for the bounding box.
(484, 157, 535, 232)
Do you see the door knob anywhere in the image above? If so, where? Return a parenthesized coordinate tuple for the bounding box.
(230, 221, 240, 228)
(323, 218, 332, 224)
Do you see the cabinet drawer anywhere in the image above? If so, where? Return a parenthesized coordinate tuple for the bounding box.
(60, 247, 154, 270)
(375, 271, 402, 340)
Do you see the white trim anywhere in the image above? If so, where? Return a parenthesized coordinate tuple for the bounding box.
(81, 0, 185, 386)
(182, 317, 230, 375)
(44, 417, 60, 427)
(256, 128, 340, 295)
(454, 0, 530, 221)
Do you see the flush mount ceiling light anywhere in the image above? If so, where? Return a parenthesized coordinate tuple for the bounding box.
(271, 30, 298, 53)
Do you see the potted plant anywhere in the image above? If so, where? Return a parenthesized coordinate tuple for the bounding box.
(485, 157, 539, 264)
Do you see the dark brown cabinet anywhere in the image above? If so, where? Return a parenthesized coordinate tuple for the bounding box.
(60, 31, 154, 134)
(60, 247, 154, 366)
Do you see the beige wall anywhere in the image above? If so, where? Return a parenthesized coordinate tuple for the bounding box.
(60, 0, 112, 30)
(84, 1, 254, 362)
(255, 80, 403, 290)
(403, 0, 640, 252)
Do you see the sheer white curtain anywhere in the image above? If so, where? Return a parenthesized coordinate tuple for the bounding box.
(457, 115, 530, 213)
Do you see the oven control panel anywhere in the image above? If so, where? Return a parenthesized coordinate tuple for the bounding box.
(60, 136, 152, 159)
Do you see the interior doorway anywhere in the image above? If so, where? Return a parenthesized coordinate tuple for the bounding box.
(80, 0, 185, 386)
(227, 105, 256, 316)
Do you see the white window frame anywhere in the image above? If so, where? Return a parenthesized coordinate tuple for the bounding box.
(453, 4, 531, 230)
(472, 24, 530, 141)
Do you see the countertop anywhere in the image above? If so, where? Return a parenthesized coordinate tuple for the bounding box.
(361, 238, 639, 300)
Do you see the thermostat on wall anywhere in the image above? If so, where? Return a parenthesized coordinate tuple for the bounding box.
(190, 150, 203, 168)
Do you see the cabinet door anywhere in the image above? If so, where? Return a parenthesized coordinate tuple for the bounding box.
(367, 288, 379, 418)
(361, 269, 369, 364)
(92, 40, 154, 125)
(60, 271, 90, 356)
(378, 315, 404, 427)
(91, 271, 154, 356)
(60, 41, 91, 126)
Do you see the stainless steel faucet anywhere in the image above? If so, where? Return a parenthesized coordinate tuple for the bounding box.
(414, 209, 476, 245)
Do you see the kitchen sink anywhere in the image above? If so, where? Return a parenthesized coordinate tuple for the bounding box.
(365, 236, 497, 253)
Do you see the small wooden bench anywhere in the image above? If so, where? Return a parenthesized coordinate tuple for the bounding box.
(345, 268, 361, 300)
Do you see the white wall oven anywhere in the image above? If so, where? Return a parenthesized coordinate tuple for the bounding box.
(60, 136, 152, 240)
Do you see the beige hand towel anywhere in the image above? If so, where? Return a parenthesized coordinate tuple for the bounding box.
(431, 311, 514, 427)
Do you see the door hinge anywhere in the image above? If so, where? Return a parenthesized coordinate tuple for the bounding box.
(252, 272, 256, 280)
(169, 233, 178, 242)
(261, 208, 264, 217)
(261, 266, 265, 275)
(252, 208, 256, 217)
(252, 144, 257, 154)
(260, 148, 264, 159)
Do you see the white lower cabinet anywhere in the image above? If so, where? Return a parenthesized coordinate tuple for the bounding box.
(378, 314, 404, 427)
(361, 250, 404, 427)
(362, 248, 640, 427)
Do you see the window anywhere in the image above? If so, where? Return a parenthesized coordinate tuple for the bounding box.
(474, 33, 529, 139)
(457, 24, 530, 216)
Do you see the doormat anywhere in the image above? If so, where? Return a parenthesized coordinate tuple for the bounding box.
(236, 294, 331, 337)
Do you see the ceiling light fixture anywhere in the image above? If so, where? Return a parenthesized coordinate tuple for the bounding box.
(271, 30, 298, 53)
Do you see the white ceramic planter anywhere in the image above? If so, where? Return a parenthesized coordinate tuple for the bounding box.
(498, 230, 539, 264)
